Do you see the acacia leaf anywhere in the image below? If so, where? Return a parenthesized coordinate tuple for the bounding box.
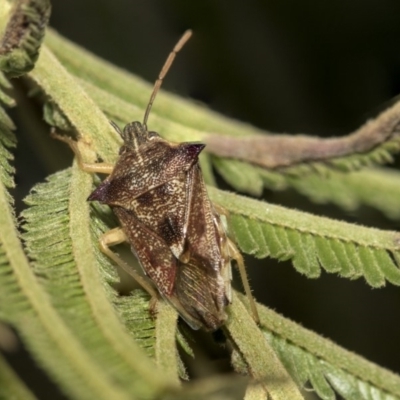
(210, 188, 400, 288)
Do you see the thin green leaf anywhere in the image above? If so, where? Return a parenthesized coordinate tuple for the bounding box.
(0, 0, 51, 77)
(210, 187, 400, 288)
(212, 157, 264, 196)
(28, 44, 120, 161)
(305, 352, 336, 400)
(286, 229, 321, 278)
(226, 293, 304, 400)
(246, 296, 400, 399)
(155, 301, 180, 385)
(288, 168, 400, 220)
(112, 292, 156, 358)
(0, 134, 135, 400)
(22, 166, 176, 398)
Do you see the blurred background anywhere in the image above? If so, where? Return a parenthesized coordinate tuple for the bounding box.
(7, 0, 400, 397)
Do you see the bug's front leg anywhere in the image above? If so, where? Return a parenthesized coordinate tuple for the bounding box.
(51, 130, 114, 175)
(99, 227, 160, 301)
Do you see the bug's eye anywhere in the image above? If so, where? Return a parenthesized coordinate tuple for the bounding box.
(147, 131, 159, 140)
(118, 145, 128, 155)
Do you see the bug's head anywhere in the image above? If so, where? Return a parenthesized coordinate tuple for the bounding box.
(110, 120, 160, 154)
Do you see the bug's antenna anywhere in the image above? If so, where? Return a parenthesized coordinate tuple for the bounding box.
(143, 30, 192, 127)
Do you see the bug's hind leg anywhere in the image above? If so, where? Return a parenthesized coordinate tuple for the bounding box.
(214, 203, 260, 325)
(227, 235, 260, 326)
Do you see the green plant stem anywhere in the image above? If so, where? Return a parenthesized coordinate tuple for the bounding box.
(0, 158, 131, 400)
(28, 44, 119, 161)
(209, 187, 400, 252)
(69, 162, 176, 394)
(155, 300, 180, 385)
(226, 293, 304, 400)
(250, 298, 400, 397)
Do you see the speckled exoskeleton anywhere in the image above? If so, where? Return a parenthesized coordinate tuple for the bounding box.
(55, 31, 259, 331)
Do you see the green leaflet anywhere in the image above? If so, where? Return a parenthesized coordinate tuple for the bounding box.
(212, 157, 264, 196)
(288, 167, 400, 220)
(265, 331, 400, 400)
(0, 72, 16, 193)
(14, 26, 400, 399)
(22, 167, 175, 398)
(0, 0, 51, 77)
(328, 144, 398, 172)
(0, 96, 140, 399)
(209, 188, 400, 288)
(112, 292, 156, 358)
(233, 294, 400, 399)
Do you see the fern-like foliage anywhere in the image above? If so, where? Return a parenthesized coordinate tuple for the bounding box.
(285, 167, 400, 220)
(212, 156, 400, 221)
(0, 72, 16, 196)
(209, 188, 400, 288)
(0, 0, 51, 76)
(266, 330, 399, 400)
(22, 167, 179, 398)
(1, 11, 400, 398)
(254, 299, 400, 400)
(0, 73, 121, 400)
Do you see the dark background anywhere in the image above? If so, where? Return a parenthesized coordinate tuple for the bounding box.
(8, 0, 400, 395)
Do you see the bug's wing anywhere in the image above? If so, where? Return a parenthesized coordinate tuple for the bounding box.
(113, 206, 178, 296)
(170, 164, 231, 331)
(185, 164, 227, 273)
(128, 175, 190, 259)
(91, 142, 205, 260)
(113, 202, 228, 331)
(172, 257, 228, 331)
(91, 142, 205, 202)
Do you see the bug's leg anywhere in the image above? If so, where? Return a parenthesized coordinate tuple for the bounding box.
(212, 203, 228, 216)
(227, 237, 261, 326)
(51, 130, 114, 175)
(213, 203, 260, 324)
(99, 227, 159, 300)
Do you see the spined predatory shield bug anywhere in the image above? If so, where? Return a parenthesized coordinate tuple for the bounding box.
(54, 30, 259, 331)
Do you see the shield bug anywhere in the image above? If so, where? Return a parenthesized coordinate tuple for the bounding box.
(55, 30, 259, 331)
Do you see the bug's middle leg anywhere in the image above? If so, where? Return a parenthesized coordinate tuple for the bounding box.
(99, 227, 159, 300)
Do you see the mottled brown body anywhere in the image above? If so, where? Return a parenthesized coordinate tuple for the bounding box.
(54, 30, 259, 331)
(89, 122, 232, 330)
